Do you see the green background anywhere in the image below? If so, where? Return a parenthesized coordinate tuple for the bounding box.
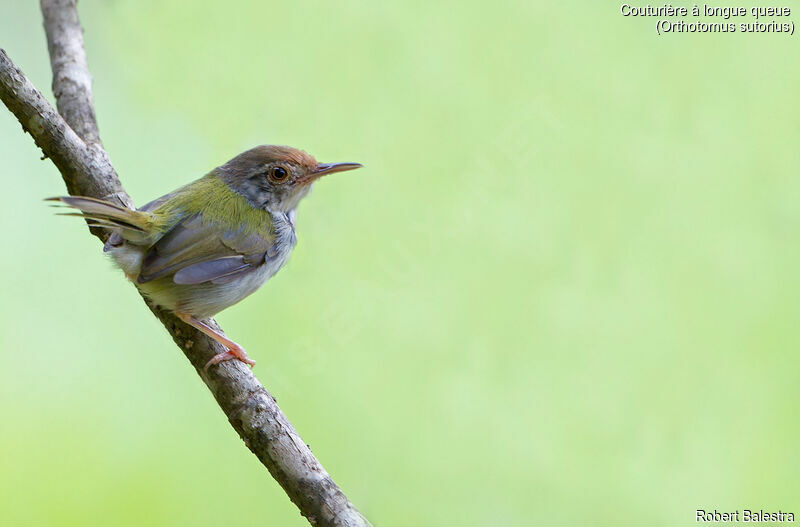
(2, 1, 799, 525)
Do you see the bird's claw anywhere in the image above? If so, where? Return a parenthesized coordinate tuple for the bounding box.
(204, 347, 256, 371)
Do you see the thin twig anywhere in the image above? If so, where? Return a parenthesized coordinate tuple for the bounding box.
(0, 3, 371, 525)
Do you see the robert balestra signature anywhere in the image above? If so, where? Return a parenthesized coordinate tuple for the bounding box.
(697, 509, 795, 523)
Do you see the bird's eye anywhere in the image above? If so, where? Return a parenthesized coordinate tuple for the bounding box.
(269, 166, 289, 182)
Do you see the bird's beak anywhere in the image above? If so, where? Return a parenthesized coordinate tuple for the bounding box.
(313, 162, 363, 176)
(298, 162, 362, 185)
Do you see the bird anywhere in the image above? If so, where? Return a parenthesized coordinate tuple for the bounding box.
(49, 145, 362, 370)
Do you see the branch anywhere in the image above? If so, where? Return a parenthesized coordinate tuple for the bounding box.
(0, 4, 371, 526)
(41, 0, 102, 146)
(0, 50, 129, 215)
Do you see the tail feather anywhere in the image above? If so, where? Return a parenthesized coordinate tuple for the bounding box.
(47, 196, 157, 244)
(47, 195, 129, 214)
(54, 211, 145, 231)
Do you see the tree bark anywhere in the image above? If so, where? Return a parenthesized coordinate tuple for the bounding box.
(0, 3, 371, 526)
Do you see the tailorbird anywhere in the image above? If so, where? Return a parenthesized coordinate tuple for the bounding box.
(50, 145, 362, 370)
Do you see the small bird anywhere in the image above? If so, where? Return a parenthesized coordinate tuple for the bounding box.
(50, 145, 362, 370)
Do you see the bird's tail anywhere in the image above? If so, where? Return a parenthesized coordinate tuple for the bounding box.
(47, 195, 157, 244)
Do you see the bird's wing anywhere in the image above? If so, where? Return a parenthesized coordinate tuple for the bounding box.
(137, 213, 272, 285)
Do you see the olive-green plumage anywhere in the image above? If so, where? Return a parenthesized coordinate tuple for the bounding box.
(151, 172, 274, 236)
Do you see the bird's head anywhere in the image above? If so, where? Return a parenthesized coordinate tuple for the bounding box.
(219, 145, 362, 212)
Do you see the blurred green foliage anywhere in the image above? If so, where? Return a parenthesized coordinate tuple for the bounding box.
(1, 1, 799, 525)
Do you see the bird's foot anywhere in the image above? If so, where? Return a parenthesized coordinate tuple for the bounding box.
(174, 312, 257, 372)
(204, 346, 256, 371)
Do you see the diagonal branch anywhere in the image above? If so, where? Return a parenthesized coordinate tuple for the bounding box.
(0, 3, 371, 526)
(0, 50, 128, 216)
